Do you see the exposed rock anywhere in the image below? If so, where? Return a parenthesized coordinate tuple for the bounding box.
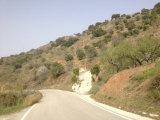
(36, 66, 49, 76)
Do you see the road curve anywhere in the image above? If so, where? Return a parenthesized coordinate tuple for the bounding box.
(21, 90, 129, 120)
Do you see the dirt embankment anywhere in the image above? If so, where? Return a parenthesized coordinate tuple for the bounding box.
(94, 64, 160, 119)
(98, 64, 154, 98)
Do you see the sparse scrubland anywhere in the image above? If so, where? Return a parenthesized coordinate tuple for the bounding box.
(0, 2, 160, 119)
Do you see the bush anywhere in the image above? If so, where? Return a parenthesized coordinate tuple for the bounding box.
(92, 40, 104, 49)
(154, 2, 160, 14)
(141, 8, 150, 15)
(142, 14, 150, 20)
(121, 14, 126, 17)
(71, 75, 78, 82)
(14, 63, 22, 70)
(121, 32, 129, 38)
(92, 28, 106, 37)
(76, 49, 86, 60)
(85, 46, 97, 59)
(136, 16, 140, 21)
(133, 29, 139, 35)
(55, 37, 65, 46)
(65, 54, 73, 61)
(73, 68, 79, 76)
(126, 15, 131, 19)
(111, 14, 120, 20)
(123, 19, 127, 23)
(90, 64, 100, 76)
(51, 62, 65, 78)
(62, 37, 79, 47)
(127, 22, 136, 30)
(143, 25, 149, 31)
(88, 25, 95, 31)
(103, 36, 111, 43)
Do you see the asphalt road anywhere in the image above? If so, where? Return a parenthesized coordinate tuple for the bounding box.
(21, 90, 130, 120)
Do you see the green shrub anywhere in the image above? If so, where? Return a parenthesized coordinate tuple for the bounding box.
(62, 37, 79, 47)
(76, 49, 86, 60)
(136, 16, 140, 21)
(73, 68, 79, 76)
(143, 25, 149, 31)
(141, 8, 150, 15)
(123, 19, 127, 23)
(111, 14, 120, 20)
(14, 63, 22, 70)
(55, 37, 65, 47)
(0, 91, 42, 115)
(154, 2, 160, 14)
(65, 54, 73, 61)
(51, 62, 65, 78)
(71, 75, 78, 82)
(90, 64, 100, 76)
(103, 36, 111, 43)
(115, 20, 120, 25)
(88, 25, 95, 31)
(142, 15, 150, 20)
(92, 40, 104, 49)
(133, 29, 139, 35)
(85, 46, 97, 59)
(92, 28, 106, 37)
(127, 22, 136, 30)
(121, 14, 126, 17)
(126, 15, 131, 19)
(121, 32, 129, 38)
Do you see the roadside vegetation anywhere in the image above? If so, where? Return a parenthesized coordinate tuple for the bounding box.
(0, 91, 42, 115)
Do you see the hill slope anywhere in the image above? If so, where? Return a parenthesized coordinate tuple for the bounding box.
(0, 2, 160, 118)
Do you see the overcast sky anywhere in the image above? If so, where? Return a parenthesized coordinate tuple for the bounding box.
(0, 0, 159, 57)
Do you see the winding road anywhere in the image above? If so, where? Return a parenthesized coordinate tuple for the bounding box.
(21, 90, 130, 120)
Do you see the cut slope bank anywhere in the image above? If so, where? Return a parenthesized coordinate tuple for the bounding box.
(94, 64, 160, 120)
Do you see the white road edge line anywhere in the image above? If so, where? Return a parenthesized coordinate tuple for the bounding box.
(77, 94, 133, 120)
(21, 104, 37, 120)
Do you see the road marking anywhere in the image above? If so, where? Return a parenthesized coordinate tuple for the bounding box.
(21, 104, 37, 120)
(77, 94, 133, 120)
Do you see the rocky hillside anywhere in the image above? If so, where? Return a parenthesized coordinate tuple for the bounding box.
(0, 2, 160, 118)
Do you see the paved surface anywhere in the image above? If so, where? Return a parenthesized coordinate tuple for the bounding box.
(21, 90, 129, 120)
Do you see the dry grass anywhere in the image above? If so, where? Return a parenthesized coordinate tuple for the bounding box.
(0, 91, 42, 115)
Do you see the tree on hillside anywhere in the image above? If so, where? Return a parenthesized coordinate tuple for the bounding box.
(76, 49, 86, 60)
(84, 46, 97, 59)
(111, 14, 120, 20)
(65, 54, 73, 61)
(102, 37, 160, 73)
(92, 28, 106, 37)
(90, 64, 100, 82)
(91, 65, 100, 76)
(154, 2, 160, 14)
(137, 37, 160, 63)
(73, 68, 79, 76)
(51, 62, 65, 78)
